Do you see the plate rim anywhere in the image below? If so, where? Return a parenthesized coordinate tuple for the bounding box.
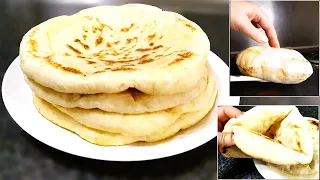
(253, 158, 287, 179)
(2, 51, 240, 161)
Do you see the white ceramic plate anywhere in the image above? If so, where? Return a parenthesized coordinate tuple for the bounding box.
(230, 75, 268, 82)
(2, 51, 240, 161)
(254, 159, 286, 179)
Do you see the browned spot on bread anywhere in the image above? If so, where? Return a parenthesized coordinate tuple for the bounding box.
(265, 121, 282, 139)
(149, 42, 154, 46)
(93, 66, 135, 74)
(112, 50, 119, 55)
(28, 28, 39, 51)
(82, 35, 87, 40)
(291, 124, 299, 128)
(95, 36, 103, 46)
(168, 58, 184, 65)
(185, 23, 196, 31)
(84, 16, 93, 20)
(93, 18, 111, 32)
(103, 24, 113, 31)
(111, 66, 135, 71)
(294, 132, 303, 153)
(269, 133, 275, 139)
(121, 23, 134, 32)
(95, 17, 101, 23)
(74, 39, 90, 50)
(310, 120, 319, 128)
(92, 25, 104, 33)
(30, 28, 38, 36)
(159, 35, 163, 39)
(29, 40, 38, 52)
(125, 37, 138, 45)
(140, 54, 149, 59)
(138, 59, 154, 64)
(106, 43, 112, 48)
(93, 50, 103, 56)
(126, 38, 133, 44)
(46, 56, 85, 76)
(121, 45, 137, 53)
(281, 69, 287, 77)
(64, 53, 71, 56)
(63, 67, 85, 75)
(93, 69, 106, 74)
(67, 44, 82, 54)
(136, 45, 163, 52)
(178, 52, 193, 58)
(101, 60, 131, 66)
(95, 18, 109, 30)
(113, 41, 120, 45)
(136, 54, 154, 64)
(168, 52, 193, 66)
(297, 141, 302, 152)
(77, 55, 89, 59)
(176, 17, 196, 31)
(86, 60, 96, 64)
(136, 48, 150, 52)
(122, 64, 134, 67)
(239, 66, 257, 76)
(82, 26, 88, 32)
(147, 34, 156, 41)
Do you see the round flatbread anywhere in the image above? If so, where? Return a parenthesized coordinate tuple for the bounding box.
(32, 87, 217, 146)
(236, 46, 313, 84)
(20, 4, 209, 95)
(51, 66, 216, 136)
(24, 66, 207, 114)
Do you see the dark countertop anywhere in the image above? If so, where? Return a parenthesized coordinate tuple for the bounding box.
(230, 73, 319, 96)
(0, 0, 227, 180)
(218, 106, 319, 179)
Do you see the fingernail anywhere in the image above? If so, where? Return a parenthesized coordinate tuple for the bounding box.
(260, 35, 268, 43)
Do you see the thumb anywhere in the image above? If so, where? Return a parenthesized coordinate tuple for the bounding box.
(238, 18, 269, 44)
(218, 132, 235, 153)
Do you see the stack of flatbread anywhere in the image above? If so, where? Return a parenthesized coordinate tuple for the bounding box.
(19, 4, 217, 146)
(221, 106, 319, 179)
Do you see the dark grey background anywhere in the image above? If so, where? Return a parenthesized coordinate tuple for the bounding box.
(218, 106, 319, 179)
(0, 0, 229, 180)
(230, 0, 320, 98)
(230, 1, 319, 52)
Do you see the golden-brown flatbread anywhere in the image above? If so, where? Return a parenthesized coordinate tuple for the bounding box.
(221, 106, 314, 165)
(236, 46, 313, 84)
(20, 4, 209, 95)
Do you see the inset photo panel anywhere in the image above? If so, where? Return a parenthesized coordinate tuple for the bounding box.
(217, 105, 319, 179)
(229, 0, 319, 96)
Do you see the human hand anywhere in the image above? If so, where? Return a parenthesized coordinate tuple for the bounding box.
(218, 106, 243, 153)
(230, 0, 280, 48)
